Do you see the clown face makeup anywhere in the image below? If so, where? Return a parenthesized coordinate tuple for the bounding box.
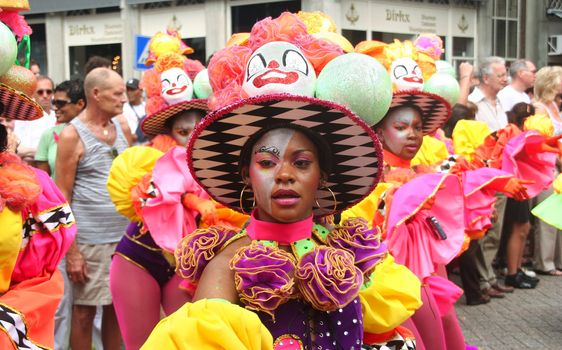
(391, 58, 423, 91)
(378, 106, 423, 160)
(247, 128, 321, 223)
(161, 67, 193, 105)
(242, 41, 316, 97)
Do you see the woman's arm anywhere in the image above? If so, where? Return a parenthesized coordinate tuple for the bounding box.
(193, 236, 251, 303)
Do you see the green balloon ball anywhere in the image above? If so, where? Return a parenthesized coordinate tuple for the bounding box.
(435, 60, 456, 78)
(0, 22, 17, 77)
(193, 69, 212, 99)
(423, 73, 460, 105)
(316, 53, 392, 126)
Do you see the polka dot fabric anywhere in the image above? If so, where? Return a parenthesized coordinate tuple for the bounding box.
(262, 298, 363, 350)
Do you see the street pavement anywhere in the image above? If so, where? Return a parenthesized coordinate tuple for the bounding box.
(455, 274, 562, 349)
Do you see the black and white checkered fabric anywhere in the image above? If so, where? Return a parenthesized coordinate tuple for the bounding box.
(21, 203, 75, 249)
(390, 90, 451, 135)
(141, 99, 208, 138)
(188, 94, 383, 216)
(0, 83, 43, 121)
(0, 303, 49, 350)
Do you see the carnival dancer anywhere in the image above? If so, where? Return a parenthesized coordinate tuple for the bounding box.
(107, 33, 247, 349)
(0, 5, 77, 348)
(142, 12, 422, 350)
(340, 37, 555, 350)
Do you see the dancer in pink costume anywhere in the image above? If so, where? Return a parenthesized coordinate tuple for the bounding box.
(107, 38, 249, 349)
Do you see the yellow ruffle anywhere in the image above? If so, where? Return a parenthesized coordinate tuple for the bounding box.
(359, 255, 422, 334)
(141, 299, 273, 350)
(341, 182, 392, 226)
(411, 135, 449, 167)
(452, 120, 491, 162)
(0, 207, 22, 294)
(554, 174, 562, 194)
(107, 146, 163, 221)
(524, 114, 554, 137)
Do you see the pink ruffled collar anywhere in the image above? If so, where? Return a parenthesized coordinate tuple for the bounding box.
(246, 211, 313, 245)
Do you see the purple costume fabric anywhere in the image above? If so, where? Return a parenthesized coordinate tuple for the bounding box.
(114, 222, 174, 286)
(259, 298, 364, 350)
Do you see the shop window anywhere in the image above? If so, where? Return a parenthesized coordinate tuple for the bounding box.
(231, 0, 301, 33)
(29, 23, 47, 75)
(69, 43, 122, 78)
(371, 31, 415, 43)
(492, 0, 520, 60)
(342, 29, 366, 47)
(452, 37, 474, 58)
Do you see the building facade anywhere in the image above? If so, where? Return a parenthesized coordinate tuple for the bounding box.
(24, 0, 562, 83)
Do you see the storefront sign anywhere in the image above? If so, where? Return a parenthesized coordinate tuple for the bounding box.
(65, 15, 124, 46)
(341, 1, 476, 38)
(370, 3, 448, 35)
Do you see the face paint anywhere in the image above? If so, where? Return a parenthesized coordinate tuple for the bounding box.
(390, 58, 423, 91)
(250, 129, 295, 214)
(170, 111, 200, 147)
(242, 41, 316, 97)
(379, 107, 423, 160)
(248, 128, 322, 223)
(160, 67, 193, 105)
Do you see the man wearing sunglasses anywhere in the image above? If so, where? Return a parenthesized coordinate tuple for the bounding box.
(13, 75, 56, 163)
(35, 79, 85, 179)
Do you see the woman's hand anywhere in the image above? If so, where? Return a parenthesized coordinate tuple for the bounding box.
(502, 178, 534, 201)
(182, 193, 218, 225)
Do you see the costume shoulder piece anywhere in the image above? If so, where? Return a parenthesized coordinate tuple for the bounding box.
(175, 217, 387, 317)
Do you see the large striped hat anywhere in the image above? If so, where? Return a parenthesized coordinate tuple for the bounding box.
(187, 93, 383, 216)
(389, 90, 451, 135)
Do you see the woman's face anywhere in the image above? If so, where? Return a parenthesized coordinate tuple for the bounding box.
(245, 128, 322, 224)
(170, 111, 201, 147)
(377, 107, 423, 160)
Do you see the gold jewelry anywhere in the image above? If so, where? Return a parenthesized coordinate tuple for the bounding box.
(103, 129, 109, 136)
(239, 184, 255, 215)
(316, 186, 337, 215)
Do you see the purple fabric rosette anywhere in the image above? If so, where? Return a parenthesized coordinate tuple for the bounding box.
(230, 242, 297, 318)
(295, 246, 363, 311)
(328, 217, 388, 276)
(175, 226, 239, 282)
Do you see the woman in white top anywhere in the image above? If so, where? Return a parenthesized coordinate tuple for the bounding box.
(533, 65, 562, 276)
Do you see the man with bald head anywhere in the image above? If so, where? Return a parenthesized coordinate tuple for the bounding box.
(56, 67, 133, 350)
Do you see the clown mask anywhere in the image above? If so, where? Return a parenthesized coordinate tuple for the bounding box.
(390, 58, 423, 91)
(160, 67, 194, 105)
(242, 41, 316, 97)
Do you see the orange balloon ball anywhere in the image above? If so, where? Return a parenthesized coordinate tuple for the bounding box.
(0, 65, 37, 97)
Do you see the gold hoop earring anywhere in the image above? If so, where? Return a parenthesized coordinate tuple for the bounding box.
(239, 184, 255, 215)
(316, 186, 337, 214)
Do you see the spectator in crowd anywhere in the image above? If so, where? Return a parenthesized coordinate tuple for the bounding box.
(469, 57, 515, 299)
(84, 56, 112, 76)
(122, 78, 147, 143)
(13, 75, 56, 163)
(468, 56, 509, 132)
(35, 79, 85, 178)
(55, 67, 132, 350)
(30, 59, 41, 76)
(498, 59, 536, 113)
(532, 66, 562, 276)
